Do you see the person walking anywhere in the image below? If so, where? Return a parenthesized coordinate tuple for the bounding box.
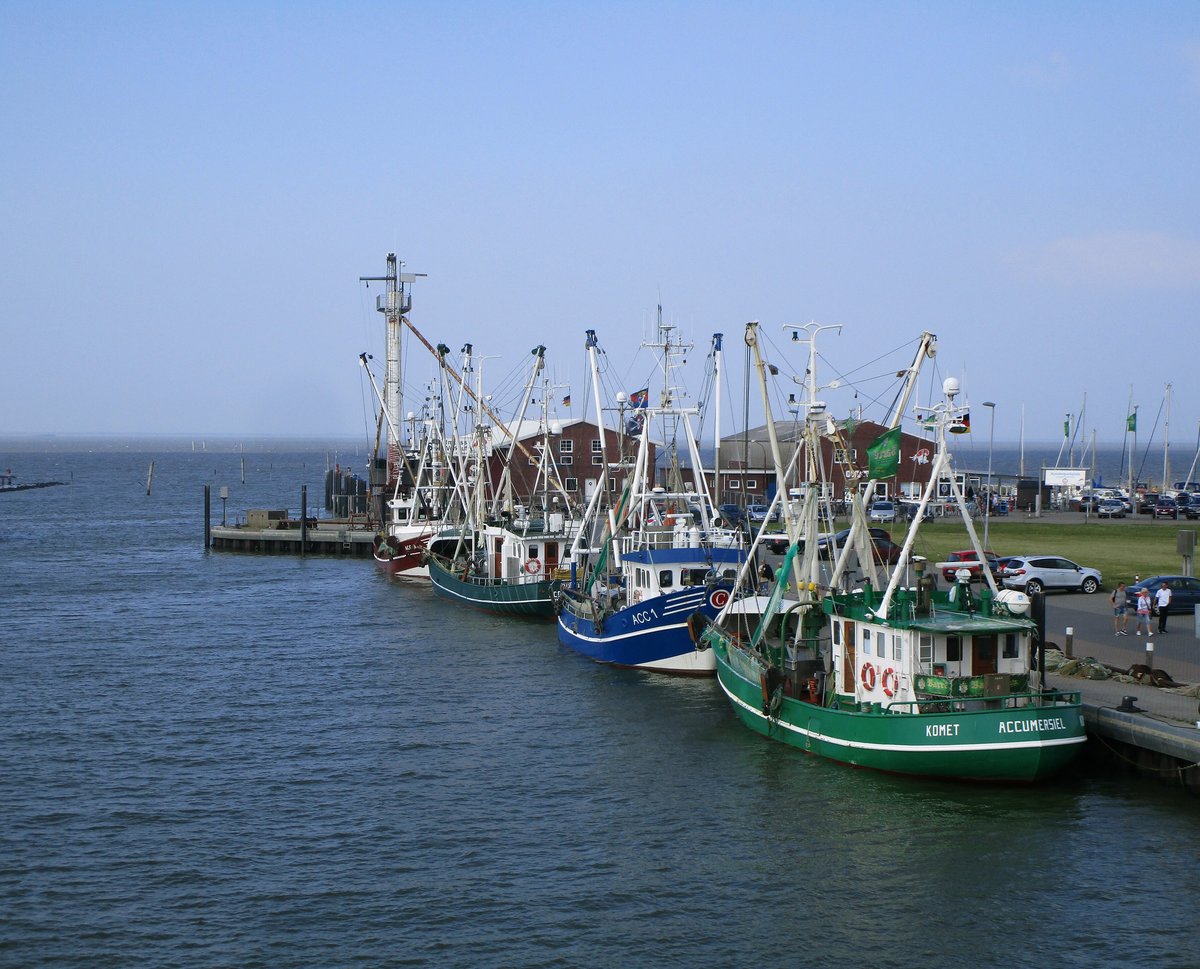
(1135, 588, 1153, 636)
(1111, 582, 1128, 636)
(1155, 580, 1172, 634)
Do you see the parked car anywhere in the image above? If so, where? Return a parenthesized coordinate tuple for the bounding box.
(1125, 575, 1200, 613)
(868, 500, 896, 523)
(1096, 498, 1126, 519)
(715, 503, 745, 527)
(1136, 493, 1160, 515)
(1154, 496, 1180, 520)
(994, 555, 1023, 575)
(746, 503, 779, 523)
(941, 549, 1000, 583)
(817, 527, 900, 564)
(1077, 495, 1103, 512)
(1000, 555, 1102, 595)
(1186, 495, 1200, 520)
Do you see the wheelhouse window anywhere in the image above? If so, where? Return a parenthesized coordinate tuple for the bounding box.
(946, 635, 962, 662)
(658, 570, 674, 589)
(1003, 633, 1019, 659)
(919, 634, 933, 668)
(892, 634, 902, 661)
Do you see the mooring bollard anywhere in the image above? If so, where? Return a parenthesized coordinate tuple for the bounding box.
(1065, 626, 1074, 659)
(1146, 641, 1154, 672)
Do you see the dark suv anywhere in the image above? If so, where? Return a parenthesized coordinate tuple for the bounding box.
(1154, 496, 1180, 519)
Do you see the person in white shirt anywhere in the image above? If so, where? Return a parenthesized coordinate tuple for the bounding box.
(1154, 581, 1172, 634)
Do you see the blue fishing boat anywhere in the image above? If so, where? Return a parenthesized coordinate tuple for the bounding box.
(556, 323, 746, 674)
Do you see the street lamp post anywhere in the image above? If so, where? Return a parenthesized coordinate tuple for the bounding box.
(983, 402, 996, 550)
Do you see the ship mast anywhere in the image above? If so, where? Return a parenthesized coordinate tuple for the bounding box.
(360, 254, 425, 483)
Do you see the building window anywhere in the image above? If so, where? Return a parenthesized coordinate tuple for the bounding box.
(833, 447, 857, 464)
(591, 439, 603, 452)
(559, 455, 573, 466)
(609, 478, 619, 492)
(729, 479, 741, 490)
(559, 440, 573, 454)
(745, 479, 757, 491)
(592, 455, 604, 466)
(565, 477, 578, 491)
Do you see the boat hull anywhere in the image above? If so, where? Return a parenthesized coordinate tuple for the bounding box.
(557, 584, 728, 675)
(427, 555, 559, 619)
(712, 638, 1086, 782)
(373, 533, 431, 579)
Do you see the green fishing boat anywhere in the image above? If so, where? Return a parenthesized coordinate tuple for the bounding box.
(700, 373, 1086, 782)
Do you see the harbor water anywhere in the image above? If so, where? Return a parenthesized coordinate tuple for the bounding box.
(2, 445, 1198, 969)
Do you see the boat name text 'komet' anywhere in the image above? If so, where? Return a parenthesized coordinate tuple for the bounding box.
(998, 717, 1067, 734)
(925, 724, 960, 737)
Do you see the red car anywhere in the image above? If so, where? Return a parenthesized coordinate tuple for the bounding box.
(941, 549, 1000, 583)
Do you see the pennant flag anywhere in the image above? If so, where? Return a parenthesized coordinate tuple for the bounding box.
(1063, 418, 1070, 438)
(961, 412, 970, 432)
(1127, 412, 1137, 432)
(629, 388, 649, 409)
(866, 426, 902, 479)
(562, 394, 571, 407)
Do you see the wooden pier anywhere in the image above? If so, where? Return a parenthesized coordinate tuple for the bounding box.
(204, 484, 377, 558)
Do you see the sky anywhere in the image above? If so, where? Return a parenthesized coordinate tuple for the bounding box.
(2, 1, 1198, 448)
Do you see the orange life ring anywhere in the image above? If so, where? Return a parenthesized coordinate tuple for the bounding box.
(882, 667, 898, 697)
(524, 558, 542, 575)
(861, 662, 876, 691)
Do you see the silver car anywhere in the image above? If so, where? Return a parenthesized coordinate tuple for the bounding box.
(1000, 555, 1102, 595)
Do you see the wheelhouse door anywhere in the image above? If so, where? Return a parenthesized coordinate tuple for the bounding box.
(972, 634, 997, 675)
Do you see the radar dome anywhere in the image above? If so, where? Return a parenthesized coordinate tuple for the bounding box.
(942, 377, 961, 398)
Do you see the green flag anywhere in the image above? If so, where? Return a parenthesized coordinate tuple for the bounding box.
(1063, 418, 1070, 438)
(1127, 412, 1137, 432)
(867, 426, 902, 479)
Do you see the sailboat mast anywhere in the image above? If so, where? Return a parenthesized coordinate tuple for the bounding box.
(1164, 382, 1172, 488)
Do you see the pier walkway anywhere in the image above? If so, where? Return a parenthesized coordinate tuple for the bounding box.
(1043, 594, 1200, 789)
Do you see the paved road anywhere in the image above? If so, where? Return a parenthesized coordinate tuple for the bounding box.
(1044, 591, 1200, 724)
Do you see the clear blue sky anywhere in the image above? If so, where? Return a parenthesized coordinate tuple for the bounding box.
(2, 2, 1198, 446)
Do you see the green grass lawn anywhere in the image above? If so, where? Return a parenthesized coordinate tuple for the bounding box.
(887, 518, 1198, 588)
(762, 514, 1198, 588)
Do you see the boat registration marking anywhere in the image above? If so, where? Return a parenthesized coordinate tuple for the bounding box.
(997, 717, 1068, 734)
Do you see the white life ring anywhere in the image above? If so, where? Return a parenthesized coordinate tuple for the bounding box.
(524, 558, 542, 575)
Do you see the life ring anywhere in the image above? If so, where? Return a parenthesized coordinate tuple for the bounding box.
(882, 667, 898, 697)
(524, 558, 541, 575)
(860, 662, 876, 691)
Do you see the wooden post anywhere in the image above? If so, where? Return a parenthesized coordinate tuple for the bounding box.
(301, 485, 308, 557)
